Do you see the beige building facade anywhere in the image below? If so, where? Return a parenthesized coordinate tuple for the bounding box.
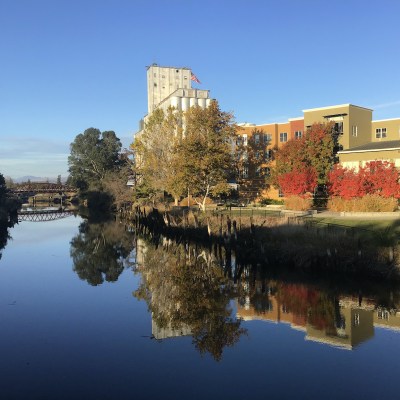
(371, 118, 400, 142)
(303, 104, 372, 150)
(338, 116, 400, 171)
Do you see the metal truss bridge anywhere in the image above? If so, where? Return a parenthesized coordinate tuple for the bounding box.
(11, 183, 77, 195)
(18, 209, 76, 222)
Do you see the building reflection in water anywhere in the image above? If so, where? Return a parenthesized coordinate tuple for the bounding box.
(135, 234, 400, 354)
(236, 274, 400, 350)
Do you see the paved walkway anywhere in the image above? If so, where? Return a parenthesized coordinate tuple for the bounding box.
(313, 210, 400, 219)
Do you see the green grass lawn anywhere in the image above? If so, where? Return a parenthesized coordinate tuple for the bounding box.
(210, 207, 282, 218)
(311, 216, 400, 232)
(308, 216, 400, 244)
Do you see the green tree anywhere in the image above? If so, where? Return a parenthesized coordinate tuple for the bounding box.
(0, 173, 7, 206)
(5, 177, 14, 189)
(172, 101, 237, 211)
(68, 128, 123, 191)
(70, 220, 135, 286)
(57, 175, 62, 185)
(236, 128, 272, 200)
(0, 173, 19, 260)
(132, 107, 184, 204)
(102, 153, 135, 210)
(134, 238, 246, 361)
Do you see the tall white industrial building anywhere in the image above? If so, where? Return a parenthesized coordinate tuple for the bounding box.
(138, 64, 213, 132)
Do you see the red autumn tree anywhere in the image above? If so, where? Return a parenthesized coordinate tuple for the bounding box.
(273, 135, 306, 175)
(328, 161, 400, 199)
(277, 165, 317, 197)
(360, 161, 400, 198)
(327, 165, 364, 199)
(272, 122, 336, 192)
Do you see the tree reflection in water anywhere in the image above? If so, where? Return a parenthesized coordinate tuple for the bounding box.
(71, 217, 400, 352)
(134, 238, 247, 361)
(70, 220, 135, 286)
(0, 214, 17, 261)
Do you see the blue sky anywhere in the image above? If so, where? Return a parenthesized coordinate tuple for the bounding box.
(1, 0, 399, 179)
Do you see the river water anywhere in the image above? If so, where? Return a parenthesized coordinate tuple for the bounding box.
(1, 214, 400, 399)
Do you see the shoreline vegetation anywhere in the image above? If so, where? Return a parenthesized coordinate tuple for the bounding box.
(123, 205, 400, 282)
(0, 173, 20, 259)
(59, 116, 400, 284)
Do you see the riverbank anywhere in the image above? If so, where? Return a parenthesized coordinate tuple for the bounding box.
(128, 206, 400, 281)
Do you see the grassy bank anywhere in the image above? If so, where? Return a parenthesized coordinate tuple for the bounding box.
(130, 206, 400, 281)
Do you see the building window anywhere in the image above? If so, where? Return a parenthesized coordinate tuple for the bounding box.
(243, 134, 248, 146)
(241, 166, 249, 179)
(377, 310, 389, 320)
(335, 122, 343, 135)
(352, 125, 358, 137)
(295, 130, 302, 139)
(254, 134, 260, 144)
(255, 166, 261, 177)
(153, 73, 156, 77)
(264, 167, 271, 176)
(265, 149, 273, 160)
(264, 133, 272, 143)
(376, 128, 387, 139)
(282, 304, 289, 313)
(354, 313, 360, 326)
(162, 75, 165, 78)
(278, 188, 284, 197)
(280, 132, 288, 142)
(184, 76, 187, 80)
(153, 83, 157, 87)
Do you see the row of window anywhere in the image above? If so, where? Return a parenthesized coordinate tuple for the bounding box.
(353, 126, 387, 139)
(154, 83, 188, 89)
(239, 131, 303, 145)
(240, 149, 273, 161)
(376, 128, 387, 138)
(280, 131, 302, 142)
(239, 166, 270, 179)
(243, 127, 393, 142)
(153, 73, 188, 79)
(350, 126, 390, 139)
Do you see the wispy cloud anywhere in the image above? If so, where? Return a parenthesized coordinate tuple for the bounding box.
(368, 100, 400, 110)
(0, 136, 70, 178)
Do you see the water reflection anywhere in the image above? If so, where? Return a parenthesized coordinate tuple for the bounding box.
(236, 269, 400, 350)
(0, 214, 17, 260)
(134, 237, 246, 361)
(70, 220, 135, 285)
(134, 230, 400, 354)
(68, 217, 400, 355)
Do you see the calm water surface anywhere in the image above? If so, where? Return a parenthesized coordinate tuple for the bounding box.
(1, 215, 400, 400)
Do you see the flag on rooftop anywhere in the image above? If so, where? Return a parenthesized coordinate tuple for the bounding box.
(191, 72, 201, 84)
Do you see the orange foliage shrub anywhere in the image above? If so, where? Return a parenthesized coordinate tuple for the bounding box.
(327, 195, 398, 212)
(284, 195, 313, 211)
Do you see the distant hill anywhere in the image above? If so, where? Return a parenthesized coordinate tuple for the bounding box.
(14, 176, 67, 184)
